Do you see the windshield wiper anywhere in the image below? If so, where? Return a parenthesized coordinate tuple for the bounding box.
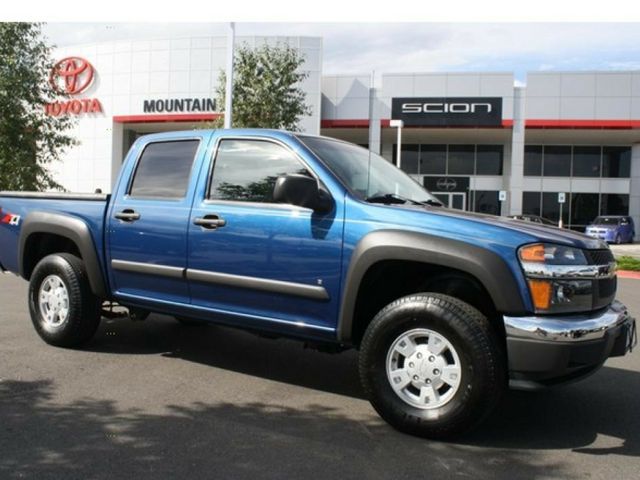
(365, 193, 443, 207)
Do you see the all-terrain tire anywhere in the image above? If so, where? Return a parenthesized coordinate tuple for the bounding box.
(28, 253, 101, 348)
(359, 293, 506, 439)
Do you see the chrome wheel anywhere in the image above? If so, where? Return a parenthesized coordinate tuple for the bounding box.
(38, 275, 70, 328)
(386, 328, 462, 410)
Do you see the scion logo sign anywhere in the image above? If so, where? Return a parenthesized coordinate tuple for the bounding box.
(391, 97, 502, 127)
(436, 178, 458, 192)
(45, 57, 103, 117)
(424, 176, 470, 193)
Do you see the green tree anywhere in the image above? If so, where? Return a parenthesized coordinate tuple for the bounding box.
(214, 43, 312, 131)
(0, 22, 76, 191)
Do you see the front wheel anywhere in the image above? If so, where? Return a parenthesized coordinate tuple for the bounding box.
(359, 293, 506, 439)
(28, 254, 102, 348)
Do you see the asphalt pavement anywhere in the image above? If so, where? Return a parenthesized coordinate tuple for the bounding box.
(1, 273, 639, 479)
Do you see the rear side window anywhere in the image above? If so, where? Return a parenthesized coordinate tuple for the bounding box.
(129, 140, 200, 199)
(209, 139, 309, 203)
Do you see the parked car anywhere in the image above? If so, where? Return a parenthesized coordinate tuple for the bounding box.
(0, 129, 636, 439)
(509, 214, 556, 226)
(585, 216, 635, 244)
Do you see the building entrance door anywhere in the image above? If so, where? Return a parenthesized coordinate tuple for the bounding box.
(433, 192, 466, 210)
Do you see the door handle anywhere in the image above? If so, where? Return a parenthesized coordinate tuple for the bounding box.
(194, 214, 226, 230)
(114, 209, 141, 222)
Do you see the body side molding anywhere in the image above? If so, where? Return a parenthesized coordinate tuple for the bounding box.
(111, 259, 185, 278)
(337, 229, 528, 343)
(19, 211, 108, 298)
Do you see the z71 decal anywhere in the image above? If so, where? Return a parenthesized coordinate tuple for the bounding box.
(0, 208, 21, 226)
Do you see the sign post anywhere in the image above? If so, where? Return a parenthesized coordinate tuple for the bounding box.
(498, 190, 507, 216)
(389, 119, 404, 169)
(558, 192, 566, 228)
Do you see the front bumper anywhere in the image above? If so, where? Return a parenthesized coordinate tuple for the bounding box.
(586, 230, 615, 242)
(504, 300, 636, 389)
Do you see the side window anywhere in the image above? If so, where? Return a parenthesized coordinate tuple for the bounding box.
(209, 139, 310, 203)
(129, 140, 200, 199)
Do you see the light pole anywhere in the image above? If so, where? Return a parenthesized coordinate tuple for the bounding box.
(390, 119, 404, 169)
(224, 22, 235, 129)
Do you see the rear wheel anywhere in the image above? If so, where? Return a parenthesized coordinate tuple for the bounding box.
(28, 254, 101, 348)
(359, 293, 506, 439)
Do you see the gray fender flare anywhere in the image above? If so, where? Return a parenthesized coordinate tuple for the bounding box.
(19, 211, 108, 298)
(336, 230, 527, 343)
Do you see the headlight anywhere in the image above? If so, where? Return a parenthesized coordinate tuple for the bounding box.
(518, 243, 614, 313)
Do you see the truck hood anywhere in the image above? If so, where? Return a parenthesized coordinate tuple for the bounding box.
(419, 207, 608, 250)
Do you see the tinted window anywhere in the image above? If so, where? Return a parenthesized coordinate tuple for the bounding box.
(420, 145, 447, 174)
(393, 144, 419, 174)
(524, 146, 543, 176)
(570, 193, 599, 229)
(542, 191, 569, 224)
(129, 140, 199, 199)
(600, 194, 629, 216)
(476, 145, 503, 175)
(602, 147, 631, 178)
(543, 146, 571, 177)
(572, 146, 601, 177)
(473, 190, 500, 215)
(522, 191, 542, 216)
(209, 140, 309, 203)
(448, 145, 475, 175)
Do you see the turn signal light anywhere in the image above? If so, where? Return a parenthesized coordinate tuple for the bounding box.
(528, 279, 552, 310)
(519, 244, 546, 263)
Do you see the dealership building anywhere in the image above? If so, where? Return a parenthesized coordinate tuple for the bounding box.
(49, 35, 640, 236)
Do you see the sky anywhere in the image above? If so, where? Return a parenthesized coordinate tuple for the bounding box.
(42, 23, 640, 84)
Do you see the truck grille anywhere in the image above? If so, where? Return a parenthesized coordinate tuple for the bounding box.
(585, 249, 614, 266)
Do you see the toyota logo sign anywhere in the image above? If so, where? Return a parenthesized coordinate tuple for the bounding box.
(49, 57, 95, 95)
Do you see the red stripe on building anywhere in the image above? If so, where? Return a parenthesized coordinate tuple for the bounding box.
(525, 119, 640, 129)
(321, 119, 514, 129)
(113, 114, 222, 123)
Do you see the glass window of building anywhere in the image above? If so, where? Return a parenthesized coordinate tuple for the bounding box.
(543, 146, 571, 177)
(522, 191, 542, 216)
(570, 193, 599, 230)
(542, 191, 569, 224)
(473, 191, 500, 215)
(602, 147, 631, 178)
(393, 144, 420, 174)
(524, 146, 543, 176)
(476, 145, 503, 175)
(601, 194, 630, 216)
(572, 146, 601, 177)
(447, 145, 475, 175)
(420, 144, 447, 175)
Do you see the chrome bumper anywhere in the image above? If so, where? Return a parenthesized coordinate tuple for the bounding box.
(504, 301, 636, 389)
(504, 300, 635, 344)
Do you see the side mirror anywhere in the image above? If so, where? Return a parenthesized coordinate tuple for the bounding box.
(273, 174, 332, 213)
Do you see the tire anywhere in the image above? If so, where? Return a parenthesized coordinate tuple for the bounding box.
(28, 253, 101, 348)
(359, 293, 506, 439)
(615, 234, 622, 245)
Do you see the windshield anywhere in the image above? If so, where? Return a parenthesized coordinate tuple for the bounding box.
(593, 217, 620, 226)
(300, 136, 442, 205)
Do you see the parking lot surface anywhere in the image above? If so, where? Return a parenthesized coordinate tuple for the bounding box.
(1, 273, 639, 480)
(611, 242, 640, 259)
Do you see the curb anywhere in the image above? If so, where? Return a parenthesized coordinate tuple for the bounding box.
(617, 270, 640, 279)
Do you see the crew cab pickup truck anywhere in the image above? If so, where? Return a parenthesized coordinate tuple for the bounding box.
(0, 129, 636, 439)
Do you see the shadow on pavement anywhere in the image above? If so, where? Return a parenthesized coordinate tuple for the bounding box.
(0, 378, 572, 480)
(81, 314, 640, 460)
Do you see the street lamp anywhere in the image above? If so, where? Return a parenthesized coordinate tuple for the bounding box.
(390, 119, 404, 170)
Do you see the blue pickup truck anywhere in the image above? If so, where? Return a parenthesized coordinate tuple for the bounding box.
(0, 129, 636, 438)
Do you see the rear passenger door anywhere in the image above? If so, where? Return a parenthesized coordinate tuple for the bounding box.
(107, 136, 204, 305)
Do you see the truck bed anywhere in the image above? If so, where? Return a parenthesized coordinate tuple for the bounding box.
(0, 192, 109, 274)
